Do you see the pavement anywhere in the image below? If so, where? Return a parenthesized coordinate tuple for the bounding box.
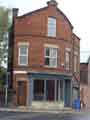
(0, 107, 88, 114)
(0, 107, 90, 120)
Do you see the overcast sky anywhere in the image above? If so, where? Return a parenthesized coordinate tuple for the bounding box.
(0, 0, 90, 62)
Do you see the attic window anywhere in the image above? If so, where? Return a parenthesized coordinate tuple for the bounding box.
(48, 17, 56, 37)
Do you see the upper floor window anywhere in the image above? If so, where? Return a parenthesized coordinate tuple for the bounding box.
(18, 44, 28, 66)
(44, 47, 57, 67)
(48, 17, 56, 37)
(65, 51, 70, 70)
(74, 55, 78, 72)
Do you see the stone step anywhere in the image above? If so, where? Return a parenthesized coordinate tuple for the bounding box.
(31, 101, 64, 110)
(17, 102, 72, 111)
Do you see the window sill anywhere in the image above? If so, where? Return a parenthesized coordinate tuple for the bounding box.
(44, 65, 57, 68)
(18, 64, 28, 66)
(47, 36, 56, 39)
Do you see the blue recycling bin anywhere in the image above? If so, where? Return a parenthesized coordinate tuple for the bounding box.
(75, 99, 81, 110)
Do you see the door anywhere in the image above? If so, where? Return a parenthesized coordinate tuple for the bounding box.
(64, 80, 71, 107)
(17, 81, 27, 106)
(34, 80, 44, 100)
(46, 80, 55, 101)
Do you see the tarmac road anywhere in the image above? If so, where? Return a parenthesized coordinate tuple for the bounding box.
(0, 111, 90, 120)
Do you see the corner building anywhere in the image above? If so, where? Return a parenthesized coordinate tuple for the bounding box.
(9, 0, 80, 109)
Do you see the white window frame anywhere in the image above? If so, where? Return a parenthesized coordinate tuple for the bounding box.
(44, 47, 57, 68)
(65, 51, 70, 70)
(18, 45, 29, 66)
(48, 17, 56, 37)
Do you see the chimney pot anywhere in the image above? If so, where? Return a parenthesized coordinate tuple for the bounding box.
(12, 8, 19, 18)
(47, 0, 58, 7)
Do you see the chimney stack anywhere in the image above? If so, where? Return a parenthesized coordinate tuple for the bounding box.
(12, 8, 19, 18)
(47, 0, 58, 7)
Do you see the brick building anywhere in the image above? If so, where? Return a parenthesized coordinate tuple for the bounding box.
(80, 57, 90, 108)
(8, 0, 80, 109)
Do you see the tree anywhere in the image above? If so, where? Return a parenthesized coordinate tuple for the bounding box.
(0, 6, 11, 67)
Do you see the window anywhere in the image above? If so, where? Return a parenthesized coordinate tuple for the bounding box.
(44, 47, 57, 67)
(74, 55, 78, 72)
(48, 17, 56, 37)
(65, 51, 70, 70)
(18, 45, 28, 65)
(60, 80, 64, 101)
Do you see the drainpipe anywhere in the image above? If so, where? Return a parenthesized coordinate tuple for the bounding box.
(71, 34, 75, 108)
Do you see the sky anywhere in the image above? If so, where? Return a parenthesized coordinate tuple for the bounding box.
(0, 0, 90, 62)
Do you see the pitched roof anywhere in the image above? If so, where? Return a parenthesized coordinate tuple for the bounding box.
(16, 7, 48, 19)
(16, 3, 73, 29)
(73, 33, 81, 40)
(57, 8, 73, 29)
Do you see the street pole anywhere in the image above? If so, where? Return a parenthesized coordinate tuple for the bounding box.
(5, 84, 8, 106)
(5, 62, 8, 107)
(5, 32, 9, 107)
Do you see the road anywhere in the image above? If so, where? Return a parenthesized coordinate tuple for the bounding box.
(0, 111, 90, 120)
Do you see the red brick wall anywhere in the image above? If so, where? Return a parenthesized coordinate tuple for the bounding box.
(13, 36, 73, 72)
(12, 4, 80, 87)
(80, 63, 88, 84)
(13, 5, 73, 72)
(15, 6, 72, 41)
